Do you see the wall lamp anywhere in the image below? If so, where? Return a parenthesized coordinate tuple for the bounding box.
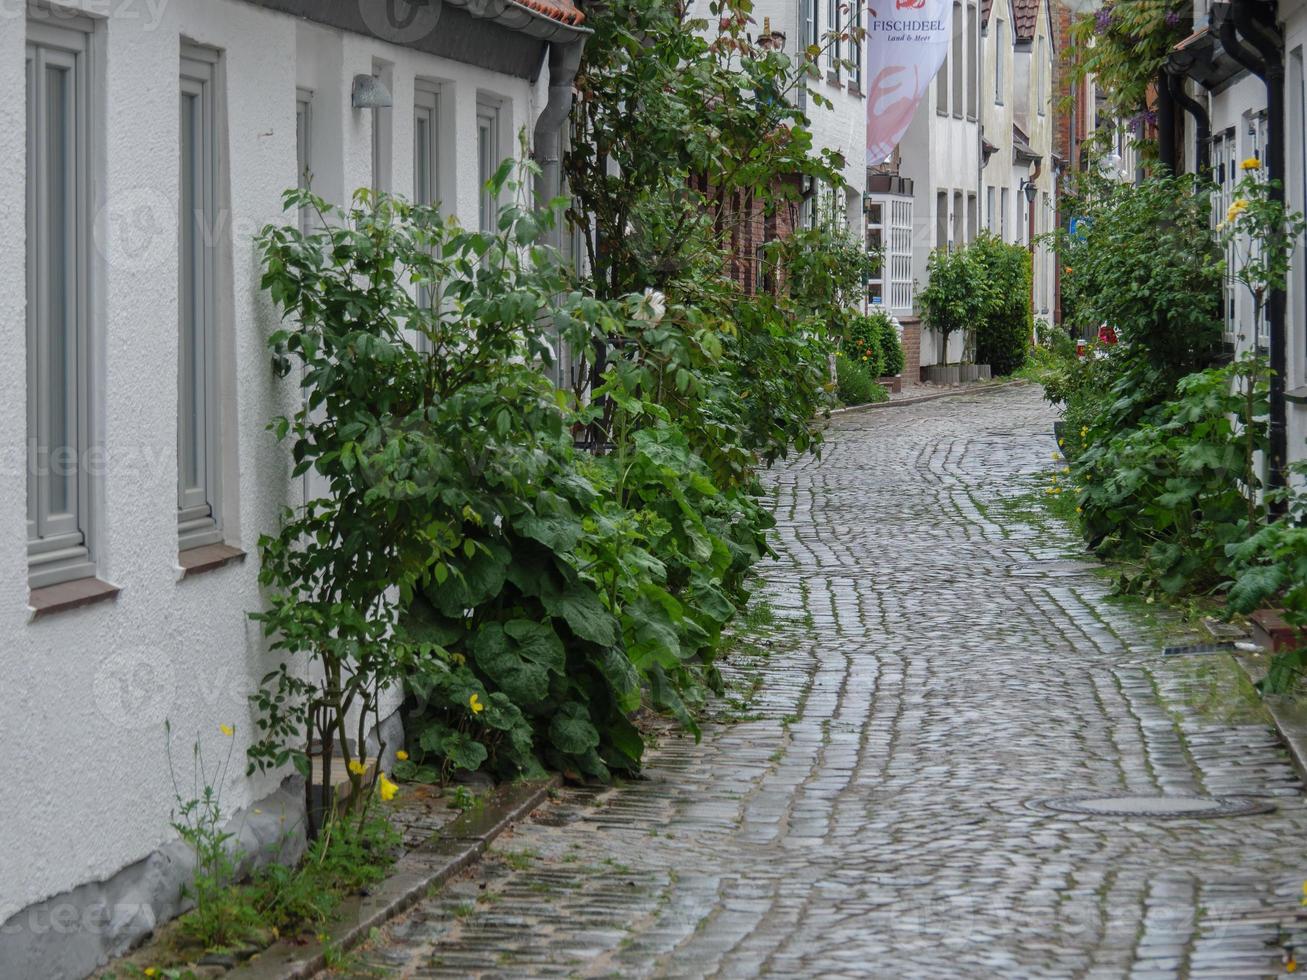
(351, 74, 393, 110)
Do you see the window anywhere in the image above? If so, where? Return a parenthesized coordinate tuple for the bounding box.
(802, 0, 818, 53)
(26, 13, 95, 589)
(414, 81, 439, 211)
(937, 44, 950, 113)
(1037, 37, 1047, 115)
(295, 87, 313, 233)
(370, 60, 392, 195)
(986, 185, 996, 232)
(1000, 186, 1009, 240)
(936, 191, 948, 249)
(951, 2, 963, 117)
(967, 3, 978, 119)
(851, 0, 863, 88)
(178, 43, 224, 552)
(966, 192, 977, 243)
(827, 0, 840, 72)
(952, 190, 963, 245)
(994, 20, 1005, 104)
(889, 198, 914, 311)
(477, 98, 501, 234)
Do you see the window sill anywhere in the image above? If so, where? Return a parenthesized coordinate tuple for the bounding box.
(179, 543, 246, 578)
(825, 70, 842, 88)
(848, 80, 863, 98)
(1286, 385, 1307, 405)
(29, 577, 120, 619)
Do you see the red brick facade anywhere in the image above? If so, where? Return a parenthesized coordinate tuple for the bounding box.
(899, 317, 922, 384)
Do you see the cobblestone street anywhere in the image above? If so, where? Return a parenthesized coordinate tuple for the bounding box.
(348, 385, 1307, 978)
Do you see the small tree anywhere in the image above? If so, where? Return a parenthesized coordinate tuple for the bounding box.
(918, 247, 993, 366)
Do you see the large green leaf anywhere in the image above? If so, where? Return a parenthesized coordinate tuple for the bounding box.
(542, 587, 618, 646)
(548, 703, 600, 756)
(470, 623, 551, 704)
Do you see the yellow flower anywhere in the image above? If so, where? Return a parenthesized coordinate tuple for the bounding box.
(219, 724, 235, 737)
(1241, 156, 1261, 171)
(1058, 438, 1065, 446)
(144, 970, 158, 978)
(348, 760, 367, 776)
(1080, 426, 1088, 437)
(379, 773, 399, 801)
(1051, 452, 1060, 461)
(396, 750, 409, 762)
(1075, 506, 1083, 514)
(1062, 467, 1070, 474)
(469, 693, 485, 715)
(1226, 198, 1249, 223)
(1288, 955, 1299, 973)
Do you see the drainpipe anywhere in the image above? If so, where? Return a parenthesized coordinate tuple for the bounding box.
(532, 38, 586, 252)
(1155, 69, 1178, 172)
(1230, 0, 1288, 513)
(1167, 71, 1211, 175)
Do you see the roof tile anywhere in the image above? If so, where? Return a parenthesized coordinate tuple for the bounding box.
(1013, 0, 1039, 40)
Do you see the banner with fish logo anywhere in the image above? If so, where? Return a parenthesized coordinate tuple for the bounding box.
(864, 0, 953, 164)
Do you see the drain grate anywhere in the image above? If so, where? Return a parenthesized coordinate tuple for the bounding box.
(1033, 794, 1275, 819)
(1162, 641, 1236, 657)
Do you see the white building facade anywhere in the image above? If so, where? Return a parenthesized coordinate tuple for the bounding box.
(1168, 0, 1307, 476)
(0, 1, 586, 974)
(981, 0, 1057, 326)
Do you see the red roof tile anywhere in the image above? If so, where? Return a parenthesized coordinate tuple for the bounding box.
(1013, 0, 1039, 40)
(515, 0, 585, 25)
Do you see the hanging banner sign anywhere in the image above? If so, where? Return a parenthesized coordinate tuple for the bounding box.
(865, 0, 954, 165)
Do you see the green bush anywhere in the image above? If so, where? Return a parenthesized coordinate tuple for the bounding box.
(1058, 172, 1223, 382)
(836, 354, 888, 406)
(839, 311, 885, 379)
(1075, 356, 1268, 595)
(970, 232, 1032, 376)
(875, 313, 905, 377)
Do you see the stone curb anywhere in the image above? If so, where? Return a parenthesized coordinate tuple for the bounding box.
(1230, 653, 1307, 785)
(829, 378, 1030, 416)
(227, 776, 559, 980)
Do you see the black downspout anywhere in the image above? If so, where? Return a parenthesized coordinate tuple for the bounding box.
(1232, 0, 1288, 514)
(1156, 70, 1178, 173)
(1167, 71, 1211, 176)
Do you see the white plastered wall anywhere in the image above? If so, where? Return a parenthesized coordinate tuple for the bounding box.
(0, 0, 535, 920)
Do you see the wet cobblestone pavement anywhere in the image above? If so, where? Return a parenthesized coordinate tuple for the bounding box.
(341, 386, 1307, 978)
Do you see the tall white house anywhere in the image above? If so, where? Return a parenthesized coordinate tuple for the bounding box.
(0, 1, 587, 975)
(981, 0, 1058, 326)
(865, 0, 1058, 376)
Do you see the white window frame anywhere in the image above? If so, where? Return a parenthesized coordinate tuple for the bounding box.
(851, 0, 863, 88)
(826, 0, 840, 72)
(477, 97, 502, 235)
(414, 80, 440, 211)
(178, 42, 224, 552)
(27, 13, 96, 589)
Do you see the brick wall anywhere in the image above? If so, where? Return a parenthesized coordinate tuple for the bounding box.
(899, 316, 922, 384)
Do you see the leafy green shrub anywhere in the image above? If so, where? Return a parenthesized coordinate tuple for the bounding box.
(839, 311, 885, 379)
(875, 313, 905, 377)
(1058, 172, 1222, 382)
(970, 232, 1032, 375)
(1075, 356, 1268, 595)
(836, 354, 887, 406)
(918, 247, 994, 365)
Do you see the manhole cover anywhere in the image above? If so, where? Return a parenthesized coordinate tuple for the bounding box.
(1033, 794, 1275, 818)
(1162, 641, 1235, 657)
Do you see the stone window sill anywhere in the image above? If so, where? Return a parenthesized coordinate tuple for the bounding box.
(825, 70, 842, 88)
(29, 577, 120, 619)
(1285, 385, 1307, 405)
(179, 543, 246, 578)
